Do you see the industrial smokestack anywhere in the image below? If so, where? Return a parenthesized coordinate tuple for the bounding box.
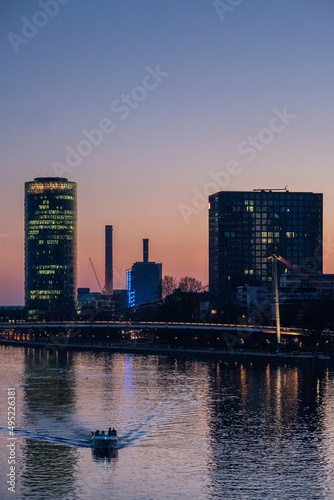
(143, 238, 149, 263)
(105, 225, 113, 295)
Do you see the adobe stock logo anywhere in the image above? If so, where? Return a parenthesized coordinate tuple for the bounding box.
(213, 0, 244, 22)
(7, 0, 71, 54)
(52, 65, 169, 176)
(178, 162, 242, 224)
(237, 107, 296, 161)
(179, 107, 296, 224)
(0, 233, 8, 244)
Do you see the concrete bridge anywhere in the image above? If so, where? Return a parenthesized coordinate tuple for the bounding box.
(0, 320, 308, 336)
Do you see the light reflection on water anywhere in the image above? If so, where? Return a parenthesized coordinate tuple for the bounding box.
(0, 345, 334, 499)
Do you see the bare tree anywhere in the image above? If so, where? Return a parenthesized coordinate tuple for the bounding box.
(161, 275, 178, 299)
(178, 276, 203, 293)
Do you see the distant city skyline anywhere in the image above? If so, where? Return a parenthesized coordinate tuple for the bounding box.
(1, 0, 334, 305)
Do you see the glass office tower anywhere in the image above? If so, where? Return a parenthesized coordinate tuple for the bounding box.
(209, 189, 323, 303)
(25, 177, 77, 320)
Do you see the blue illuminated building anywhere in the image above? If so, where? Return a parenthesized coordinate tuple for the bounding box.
(126, 270, 136, 308)
(126, 239, 162, 307)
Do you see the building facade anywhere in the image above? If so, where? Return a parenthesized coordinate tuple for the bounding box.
(209, 189, 323, 306)
(25, 177, 77, 319)
(127, 239, 162, 307)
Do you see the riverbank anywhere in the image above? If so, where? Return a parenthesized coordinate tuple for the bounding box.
(0, 338, 331, 363)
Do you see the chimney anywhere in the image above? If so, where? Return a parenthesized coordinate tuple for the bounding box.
(105, 225, 113, 295)
(143, 238, 149, 263)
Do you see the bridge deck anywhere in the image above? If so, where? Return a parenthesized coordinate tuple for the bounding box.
(0, 321, 310, 336)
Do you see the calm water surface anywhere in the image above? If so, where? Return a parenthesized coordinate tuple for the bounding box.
(1, 345, 334, 499)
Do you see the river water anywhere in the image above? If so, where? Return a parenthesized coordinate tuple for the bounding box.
(0, 345, 334, 499)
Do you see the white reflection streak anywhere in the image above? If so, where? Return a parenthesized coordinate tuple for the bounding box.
(322, 373, 334, 496)
(276, 367, 282, 430)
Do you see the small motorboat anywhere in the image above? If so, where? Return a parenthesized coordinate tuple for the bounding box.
(91, 429, 118, 452)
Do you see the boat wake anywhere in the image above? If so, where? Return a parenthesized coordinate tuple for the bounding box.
(0, 426, 91, 449)
(0, 404, 170, 451)
(118, 405, 168, 449)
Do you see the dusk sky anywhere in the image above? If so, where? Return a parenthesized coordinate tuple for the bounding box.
(1, 0, 334, 305)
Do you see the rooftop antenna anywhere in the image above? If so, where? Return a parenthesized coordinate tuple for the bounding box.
(253, 186, 289, 192)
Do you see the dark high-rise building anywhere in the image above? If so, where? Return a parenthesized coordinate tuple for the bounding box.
(105, 225, 113, 295)
(209, 189, 323, 304)
(126, 239, 162, 307)
(25, 177, 77, 320)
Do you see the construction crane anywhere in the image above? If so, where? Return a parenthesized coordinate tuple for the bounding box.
(89, 258, 104, 294)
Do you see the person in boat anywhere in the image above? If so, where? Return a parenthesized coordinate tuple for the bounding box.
(95, 430, 99, 436)
(111, 427, 117, 436)
(108, 427, 112, 436)
(102, 430, 105, 435)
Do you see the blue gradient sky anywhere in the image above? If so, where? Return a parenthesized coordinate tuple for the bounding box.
(1, 0, 334, 304)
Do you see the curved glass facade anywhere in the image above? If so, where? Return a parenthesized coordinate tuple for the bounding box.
(25, 177, 77, 320)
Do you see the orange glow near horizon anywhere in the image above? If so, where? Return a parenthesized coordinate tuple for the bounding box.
(3, 202, 334, 305)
